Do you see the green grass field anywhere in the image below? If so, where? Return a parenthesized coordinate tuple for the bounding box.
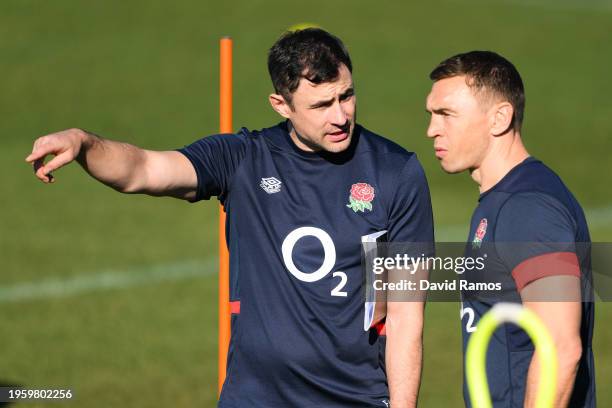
(1, 0, 611, 406)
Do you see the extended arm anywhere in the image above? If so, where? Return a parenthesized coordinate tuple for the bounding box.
(26, 128, 197, 200)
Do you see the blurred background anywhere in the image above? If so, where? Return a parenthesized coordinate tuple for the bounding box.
(1, 0, 610, 406)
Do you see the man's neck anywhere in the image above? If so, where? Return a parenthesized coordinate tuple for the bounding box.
(471, 132, 530, 194)
(287, 121, 318, 152)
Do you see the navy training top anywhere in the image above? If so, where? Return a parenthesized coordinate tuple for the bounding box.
(179, 121, 434, 407)
(461, 157, 595, 408)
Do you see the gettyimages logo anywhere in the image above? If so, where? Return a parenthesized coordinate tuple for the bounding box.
(260, 177, 282, 194)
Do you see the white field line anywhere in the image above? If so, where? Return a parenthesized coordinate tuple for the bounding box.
(0, 259, 217, 304)
(1, 206, 611, 304)
(448, 0, 612, 12)
(437, 205, 612, 241)
(501, 0, 612, 12)
(585, 206, 612, 226)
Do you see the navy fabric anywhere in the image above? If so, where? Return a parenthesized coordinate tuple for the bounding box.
(495, 192, 577, 272)
(461, 157, 595, 407)
(179, 121, 434, 407)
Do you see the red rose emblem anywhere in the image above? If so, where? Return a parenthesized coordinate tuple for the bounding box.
(347, 183, 375, 213)
(350, 183, 375, 202)
(475, 218, 488, 240)
(472, 218, 488, 248)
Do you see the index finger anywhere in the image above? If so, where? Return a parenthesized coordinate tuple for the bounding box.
(26, 136, 54, 163)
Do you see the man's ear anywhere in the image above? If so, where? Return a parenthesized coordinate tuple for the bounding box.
(268, 93, 292, 119)
(491, 101, 514, 136)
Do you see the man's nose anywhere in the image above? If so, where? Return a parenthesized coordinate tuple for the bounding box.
(426, 118, 440, 138)
(330, 101, 348, 126)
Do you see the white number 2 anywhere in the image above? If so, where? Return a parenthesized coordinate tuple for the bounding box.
(460, 302, 477, 333)
(281, 227, 347, 297)
(331, 271, 348, 297)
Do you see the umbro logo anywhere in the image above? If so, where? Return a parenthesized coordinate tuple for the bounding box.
(260, 177, 282, 194)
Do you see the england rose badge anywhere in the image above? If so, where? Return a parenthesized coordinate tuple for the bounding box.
(472, 218, 488, 248)
(347, 183, 375, 213)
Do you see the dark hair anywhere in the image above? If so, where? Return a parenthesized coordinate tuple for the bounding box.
(430, 51, 525, 132)
(268, 28, 352, 105)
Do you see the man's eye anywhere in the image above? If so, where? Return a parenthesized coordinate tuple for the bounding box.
(312, 102, 332, 109)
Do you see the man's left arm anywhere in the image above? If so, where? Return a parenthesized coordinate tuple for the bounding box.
(386, 296, 424, 408)
(521, 276, 582, 408)
(383, 155, 434, 407)
(496, 193, 584, 408)
(385, 264, 428, 408)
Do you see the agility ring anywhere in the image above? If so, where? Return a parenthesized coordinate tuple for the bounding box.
(466, 303, 558, 408)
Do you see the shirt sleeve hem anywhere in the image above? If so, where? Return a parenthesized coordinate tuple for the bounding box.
(511, 251, 581, 291)
(176, 148, 205, 202)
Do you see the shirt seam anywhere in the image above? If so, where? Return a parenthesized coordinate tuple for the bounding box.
(385, 154, 417, 230)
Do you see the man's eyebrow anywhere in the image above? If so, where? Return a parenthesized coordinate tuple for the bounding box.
(427, 107, 454, 115)
(309, 87, 354, 108)
(310, 97, 334, 108)
(340, 87, 354, 98)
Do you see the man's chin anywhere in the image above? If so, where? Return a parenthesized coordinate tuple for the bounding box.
(323, 136, 352, 153)
(440, 162, 465, 174)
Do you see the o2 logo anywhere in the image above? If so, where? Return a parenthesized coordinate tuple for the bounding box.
(281, 227, 348, 297)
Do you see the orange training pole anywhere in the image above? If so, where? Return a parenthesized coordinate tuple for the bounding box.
(218, 36, 232, 396)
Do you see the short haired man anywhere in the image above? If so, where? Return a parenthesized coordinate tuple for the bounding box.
(425, 51, 595, 407)
(27, 29, 434, 407)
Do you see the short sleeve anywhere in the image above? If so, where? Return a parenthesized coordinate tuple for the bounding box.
(495, 192, 580, 290)
(177, 132, 248, 202)
(386, 155, 434, 253)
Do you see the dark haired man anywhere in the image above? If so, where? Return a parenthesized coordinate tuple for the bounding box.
(27, 29, 433, 407)
(425, 51, 595, 407)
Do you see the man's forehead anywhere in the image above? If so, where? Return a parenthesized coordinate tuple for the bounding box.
(295, 65, 353, 99)
(427, 76, 475, 107)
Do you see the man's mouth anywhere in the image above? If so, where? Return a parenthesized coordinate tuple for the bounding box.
(434, 147, 447, 158)
(327, 126, 350, 142)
